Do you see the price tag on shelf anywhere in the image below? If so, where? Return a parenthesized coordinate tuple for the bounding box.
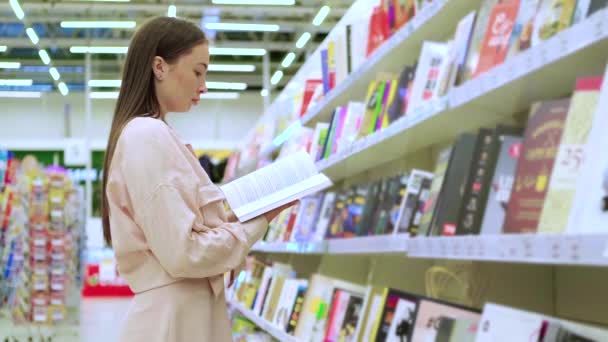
(451, 238, 462, 257)
(521, 235, 534, 259)
(563, 235, 582, 263)
(547, 235, 563, 261)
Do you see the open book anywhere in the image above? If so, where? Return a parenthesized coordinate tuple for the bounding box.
(220, 151, 333, 222)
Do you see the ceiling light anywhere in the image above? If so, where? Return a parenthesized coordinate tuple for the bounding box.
(38, 50, 51, 65)
(60, 21, 137, 29)
(211, 0, 294, 4)
(295, 32, 311, 49)
(0, 91, 41, 98)
(9, 0, 25, 20)
(0, 79, 33, 86)
(281, 52, 296, 68)
(206, 81, 247, 90)
(90, 91, 118, 99)
(312, 6, 330, 26)
(70, 46, 128, 54)
(26, 28, 39, 45)
(270, 70, 283, 85)
(209, 47, 266, 56)
(204, 23, 280, 32)
(0, 62, 20, 69)
(208, 64, 255, 72)
(200, 92, 240, 99)
(49, 67, 60, 81)
(58, 82, 69, 96)
(0, 46, 7, 52)
(89, 79, 121, 87)
(168, 5, 177, 17)
(260, 89, 269, 97)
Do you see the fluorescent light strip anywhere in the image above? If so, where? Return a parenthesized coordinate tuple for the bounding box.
(26, 28, 39, 45)
(208, 64, 255, 72)
(273, 120, 301, 146)
(60, 21, 137, 29)
(0, 79, 33, 86)
(209, 47, 266, 56)
(70, 46, 129, 54)
(38, 50, 51, 65)
(0, 91, 41, 98)
(200, 92, 240, 99)
(167, 5, 177, 17)
(90, 91, 118, 99)
(0, 46, 7, 52)
(295, 32, 311, 49)
(281, 52, 296, 68)
(89, 79, 121, 87)
(211, 0, 294, 4)
(0, 62, 21, 69)
(206, 81, 247, 90)
(205, 23, 280, 32)
(9, 0, 25, 20)
(312, 6, 330, 26)
(260, 89, 269, 97)
(270, 70, 283, 85)
(49, 67, 60, 81)
(58, 82, 69, 96)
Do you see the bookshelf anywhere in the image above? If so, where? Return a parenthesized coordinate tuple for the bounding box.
(316, 8, 608, 182)
(230, 0, 608, 340)
(229, 300, 301, 342)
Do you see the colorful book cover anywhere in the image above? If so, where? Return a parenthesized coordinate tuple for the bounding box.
(338, 293, 365, 341)
(324, 289, 350, 341)
(356, 287, 388, 342)
(377, 77, 399, 131)
(410, 299, 480, 342)
(367, 5, 391, 57)
(295, 274, 334, 341)
(311, 122, 330, 162)
(503, 98, 571, 233)
(387, 65, 416, 123)
(479, 134, 523, 235)
(417, 146, 452, 236)
(328, 41, 337, 90)
(375, 289, 419, 342)
(326, 190, 350, 239)
(358, 81, 381, 139)
(394, 0, 417, 29)
(300, 79, 324, 117)
(532, 0, 578, 46)
(332, 106, 349, 155)
(463, 0, 501, 81)
(538, 77, 603, 233)
(357, 180, 382, 236)
(291, 193, 324, 242)
(395, 169, 433, 235)
(323, 109, 340, 159)
(343, 184, 369, 238)
(440, 11, 476, 91)
(370, 177, 391, 235)
(314, 192, 337, 241)
(369, 81, 388, 135)
(286, 283, 308, 334)
(473, 0, 520, 78)
(506, 0, 542, 59)
(273, 279, 306, 331)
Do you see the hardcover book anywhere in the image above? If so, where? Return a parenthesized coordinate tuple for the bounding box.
(503, 98, 571, 233)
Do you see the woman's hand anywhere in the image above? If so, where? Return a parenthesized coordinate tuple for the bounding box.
(263, 200, 299, 222)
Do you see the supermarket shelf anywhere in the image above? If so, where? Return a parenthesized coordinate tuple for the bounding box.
(317, 8, 608, 182)
(252, 234, 409, 255)
(300, 0, 482, 127)
(326, 234, 409, 254)
(407, 233, 608, 266)
(252, 240, 327, 254)
(229, 300, 300, 342)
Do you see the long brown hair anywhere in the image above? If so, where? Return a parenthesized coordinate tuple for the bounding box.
(102, 17, 207, 246)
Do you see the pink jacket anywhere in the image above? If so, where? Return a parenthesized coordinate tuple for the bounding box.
(106, 117, 268, 297)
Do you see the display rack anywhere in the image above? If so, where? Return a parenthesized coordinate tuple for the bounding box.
(252, 234, 410, 255)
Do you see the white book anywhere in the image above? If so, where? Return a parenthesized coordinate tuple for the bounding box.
(253, 266, 273, 316)
(406, 41, 449, 116)
(334, 25, 349, 86)
(221, 150, 333, 222)
(350, 15, 369, 72)
(567, 74, 608, 234)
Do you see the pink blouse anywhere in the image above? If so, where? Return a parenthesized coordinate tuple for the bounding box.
(106, 117, 268, 297)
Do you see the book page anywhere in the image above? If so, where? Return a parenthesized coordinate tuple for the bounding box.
(220, 150, 331, 221)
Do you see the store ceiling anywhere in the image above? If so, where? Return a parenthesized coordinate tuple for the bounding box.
(0, 0, 350, 96)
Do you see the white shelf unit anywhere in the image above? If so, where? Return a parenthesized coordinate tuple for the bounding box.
(251, 234, 410, 255)
(316, 7, 608, 181)
(408, 234, 608, 266)
(228, 300, 300, 342)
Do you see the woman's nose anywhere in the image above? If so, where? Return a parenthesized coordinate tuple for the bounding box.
(199, 82, 207, 94)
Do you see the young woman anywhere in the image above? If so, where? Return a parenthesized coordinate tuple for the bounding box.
(101, 17, 290, 341)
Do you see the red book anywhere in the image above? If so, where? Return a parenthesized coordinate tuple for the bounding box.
(300, 79, 323, 117)
(503, 98, 571, 233)
(473, 0, 520, 78)
(367, 6, 391, 57)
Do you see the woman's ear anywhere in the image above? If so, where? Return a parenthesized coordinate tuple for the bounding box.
(152, 56, 166, 81)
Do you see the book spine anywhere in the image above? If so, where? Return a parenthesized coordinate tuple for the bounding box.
(321, 49, 330, 95)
